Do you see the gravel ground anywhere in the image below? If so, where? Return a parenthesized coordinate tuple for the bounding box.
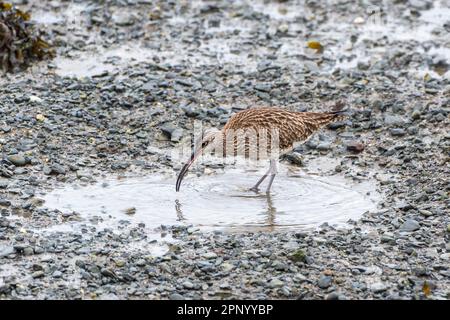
(0, 0, 449, 299)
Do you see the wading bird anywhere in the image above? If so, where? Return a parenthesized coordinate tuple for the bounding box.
(176, 105, 346, 193)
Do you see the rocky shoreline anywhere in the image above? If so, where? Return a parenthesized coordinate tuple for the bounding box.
(0, 0, 449, 299)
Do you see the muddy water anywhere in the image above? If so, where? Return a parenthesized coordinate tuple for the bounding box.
(41, 168, 379, 233)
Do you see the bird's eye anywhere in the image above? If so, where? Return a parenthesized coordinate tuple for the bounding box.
(202, 141, 208, 148)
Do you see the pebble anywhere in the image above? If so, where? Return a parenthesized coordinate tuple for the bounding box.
(7, 155, 27, 166)
(390, 128, 406, 136)
(171, 129, 184, 142)
(112, 12, 135, 26)
(317, 276, 333, 289)
(182, 281, 194, 289)
(317, 142, 331, 151)
(202, 252, 218, 259)
(221, 263, 234, 272)
(369, 282, 388, 293)
(169, 293, 185, 300)
(23, 247, 34, 256)
(346, 141, 365, 153)
(267, 278, 284, 288)
(384, 114, 405, 126)
(0, 246, 15, 258)
(32, 271, 45, 279)
(29, 95, 42, 103)
(326, 292, 340, 300)
(399, 219, 420, 232)
(419, 209, 432, 217)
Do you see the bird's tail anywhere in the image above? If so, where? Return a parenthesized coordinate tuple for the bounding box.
(325, 101, 348, 123)
(327, 100, 348, 116)
(300, 101, 348, 129)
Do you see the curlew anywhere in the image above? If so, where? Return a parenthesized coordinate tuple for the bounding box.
(176, 105, 347, 193)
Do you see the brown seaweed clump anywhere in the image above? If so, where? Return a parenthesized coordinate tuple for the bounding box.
(0, 2, 54, 72)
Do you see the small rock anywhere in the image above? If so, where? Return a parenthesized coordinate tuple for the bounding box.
(267, 278, 284, 288)
(384, 114, 405, 126)
(326, 292, 340, 300)
(112, 12, 135, 26)
(399, 219, 420, 232)
(115, 260, 126, 267)
(409, 0, 431, 10)
(7, 155, 27, 167)
(285, 152, 303, 166)
(202, 252, 218, 259)
(390, 128, 406, 136)
(182, 281, 194, 289)
(411, 110, 421, 120)
(381, 232, 396, 244)
(23, 247, 34, 256)
(0, 246, 15, 258)
(316, 142, 331, 151)
(29, 95, 42, 103)
(346, 141, 365, 153)
(169, 293, 185, 300)
(219, 282, 231, 290)
(254, 83, 272, 92)
(277, 24, 289, 33)
(171, 129, 184, 142)
(289, 249, 307, 263)
(317, 275, 333, 289)
(52, 270, 63, 278)
(32, 271, 45, 278)
(370, 282, 388, 293)
(221, 262, 234, 272)
(45, 164, 66, 175)
(419, 209, 433, 217)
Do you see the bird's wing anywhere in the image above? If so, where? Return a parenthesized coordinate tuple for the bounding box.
(222, 108, 343, 152)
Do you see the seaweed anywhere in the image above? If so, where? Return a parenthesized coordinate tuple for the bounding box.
(0, 1, 54, 72)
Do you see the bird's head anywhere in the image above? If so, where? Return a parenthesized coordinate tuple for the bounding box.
(175, 128, 221, 192)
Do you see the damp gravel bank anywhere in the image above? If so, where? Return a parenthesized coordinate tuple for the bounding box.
(0, 0, 449, 299)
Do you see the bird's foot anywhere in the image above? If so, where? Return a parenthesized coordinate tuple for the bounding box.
(249, 186, 260, 193)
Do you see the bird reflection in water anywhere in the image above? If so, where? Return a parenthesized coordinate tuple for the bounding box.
(174, 193, 277, 230)
(264, 193, 276, 231)
(174, 199, 186, 221)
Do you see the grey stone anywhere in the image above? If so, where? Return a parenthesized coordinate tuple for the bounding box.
(399, 219, 420, 232)
(7, 154, 27, 166)
(23, 247, 34, 256)
(0, 246, 15, 258)
(182, 281, 194, 289)
(390, 128, 406, 136)
(202, 252, 218, 259)
(267, 278, 284, 288)
(317, 276, 333, 289)
(171, 129, 184, 142)
(369, 282, 388, 293)
(384, 114, 405, 126)
(112, 12, 135, 26)
(169, 293, 185, 300)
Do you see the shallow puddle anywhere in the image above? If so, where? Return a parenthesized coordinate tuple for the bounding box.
(41, 168, 379, 233)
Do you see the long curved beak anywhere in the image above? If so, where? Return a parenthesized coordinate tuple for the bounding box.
(175, 149, 201, 192)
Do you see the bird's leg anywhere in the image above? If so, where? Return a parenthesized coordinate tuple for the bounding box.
(265, 159, 278, 193)
(249, 162, 272, 192)
(250, 159, 278, 192)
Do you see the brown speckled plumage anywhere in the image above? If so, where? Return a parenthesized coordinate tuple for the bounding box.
(220, 107, 345, 157)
